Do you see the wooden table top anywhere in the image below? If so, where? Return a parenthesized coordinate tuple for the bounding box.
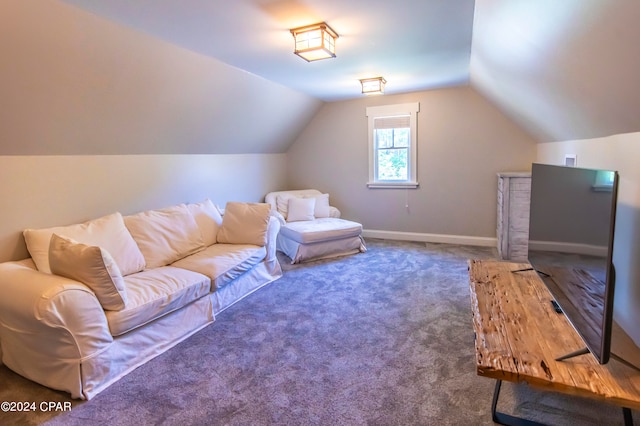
(468, 259, 640, 410)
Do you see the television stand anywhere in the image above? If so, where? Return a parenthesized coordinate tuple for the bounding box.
(555, 346, 590, 361)
(556, 347, 640, 373)
(510, 266, 550, 277)
(469, 260, 640, 426)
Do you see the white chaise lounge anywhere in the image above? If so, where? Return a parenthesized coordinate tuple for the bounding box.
(265, 189, 366, 264)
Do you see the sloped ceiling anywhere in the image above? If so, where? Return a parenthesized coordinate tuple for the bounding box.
(59, 0, 640, 143)
(58, 0, 476, 102)
(1, 0, 324, 155)
(472, 0, 640, 142)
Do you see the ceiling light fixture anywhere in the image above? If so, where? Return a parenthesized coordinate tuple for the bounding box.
(290, 22, 338, 62)
(360, 77, 387, 94)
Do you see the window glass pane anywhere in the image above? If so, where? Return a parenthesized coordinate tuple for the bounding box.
(394, 128, 410, 148)
(375, 129, 393, 148)
(377, 149, 408, 180)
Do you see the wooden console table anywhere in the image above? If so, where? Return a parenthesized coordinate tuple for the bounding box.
(468, 259, 640, 425)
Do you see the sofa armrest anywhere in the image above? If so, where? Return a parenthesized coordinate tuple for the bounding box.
(265, 216, 281, 262)
(270, 210, 286, 225)
(0, 260, 113, 364)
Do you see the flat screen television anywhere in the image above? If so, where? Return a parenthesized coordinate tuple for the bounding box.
(526, 163, 619, 365)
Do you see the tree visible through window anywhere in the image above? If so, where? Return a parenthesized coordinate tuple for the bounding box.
(366, 102, 419, 188)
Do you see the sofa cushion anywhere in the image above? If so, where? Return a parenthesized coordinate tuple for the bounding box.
(187, 199, 222, 246)
(275, 194, 293, 220)
(216, 202, 271, 246)
(105, 266, 210, 336)
(287, 197, 316, 222)
(280, 218, 363, 244)
(124, 204, 205, 269)
(24, 212, 146, 276)
(49, 234, 128, 311)
(171, 244, 266, 291)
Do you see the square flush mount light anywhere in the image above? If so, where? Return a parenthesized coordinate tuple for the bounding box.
(290, 22, 338, 62)
(360, 77, 386, 94)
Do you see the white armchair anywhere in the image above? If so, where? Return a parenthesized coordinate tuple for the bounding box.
(265, 189, 366, 264)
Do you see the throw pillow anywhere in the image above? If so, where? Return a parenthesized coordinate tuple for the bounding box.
(23, 212, 146, 276)
(49, 233, 128, 311)
(287, 197, 316, 222)
(217, 202, 271, 246)
(187, 199, 223, 246)
(312, 193, 331, 218)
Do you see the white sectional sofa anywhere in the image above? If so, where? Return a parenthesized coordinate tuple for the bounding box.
(0, 199, 282, 400)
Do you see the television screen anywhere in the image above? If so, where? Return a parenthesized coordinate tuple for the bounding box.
(527, 163, 618, 364)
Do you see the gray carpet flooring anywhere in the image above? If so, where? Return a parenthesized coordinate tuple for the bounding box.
(0, 239, 636, 425)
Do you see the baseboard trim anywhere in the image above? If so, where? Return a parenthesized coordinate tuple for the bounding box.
(362, 229, 496, 247)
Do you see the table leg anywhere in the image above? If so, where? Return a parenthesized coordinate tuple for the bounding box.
(491, 380, 635, 426)
(622, 407, 634, 426)
(491, 380, 547, 426)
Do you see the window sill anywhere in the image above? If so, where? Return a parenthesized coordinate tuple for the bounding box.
(367, 181, 419, 189)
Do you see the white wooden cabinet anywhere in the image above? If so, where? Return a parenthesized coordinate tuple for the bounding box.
(497, 172, 531, 261)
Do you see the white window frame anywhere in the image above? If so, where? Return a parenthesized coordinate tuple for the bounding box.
(366, 102, 420, 189)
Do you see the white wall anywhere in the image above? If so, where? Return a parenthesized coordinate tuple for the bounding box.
(0, 154, 287, 262)
(536, 132, 640, 345)
(287, 86, 538, 244)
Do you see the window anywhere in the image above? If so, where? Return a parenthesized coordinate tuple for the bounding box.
(366, 102, 419, 188)
(593, 170, 616, 192)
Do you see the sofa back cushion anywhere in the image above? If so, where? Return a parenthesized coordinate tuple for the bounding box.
(124, 204, 205, 269)
(216, 202, 271, 246)
(187, 199, 222, 246)
(24, 212, 146, 276)
(49, 234, 128, 311)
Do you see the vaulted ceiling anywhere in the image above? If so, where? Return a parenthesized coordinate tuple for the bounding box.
(471, 0, 640, 142)
(58, 0, 640, 143)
